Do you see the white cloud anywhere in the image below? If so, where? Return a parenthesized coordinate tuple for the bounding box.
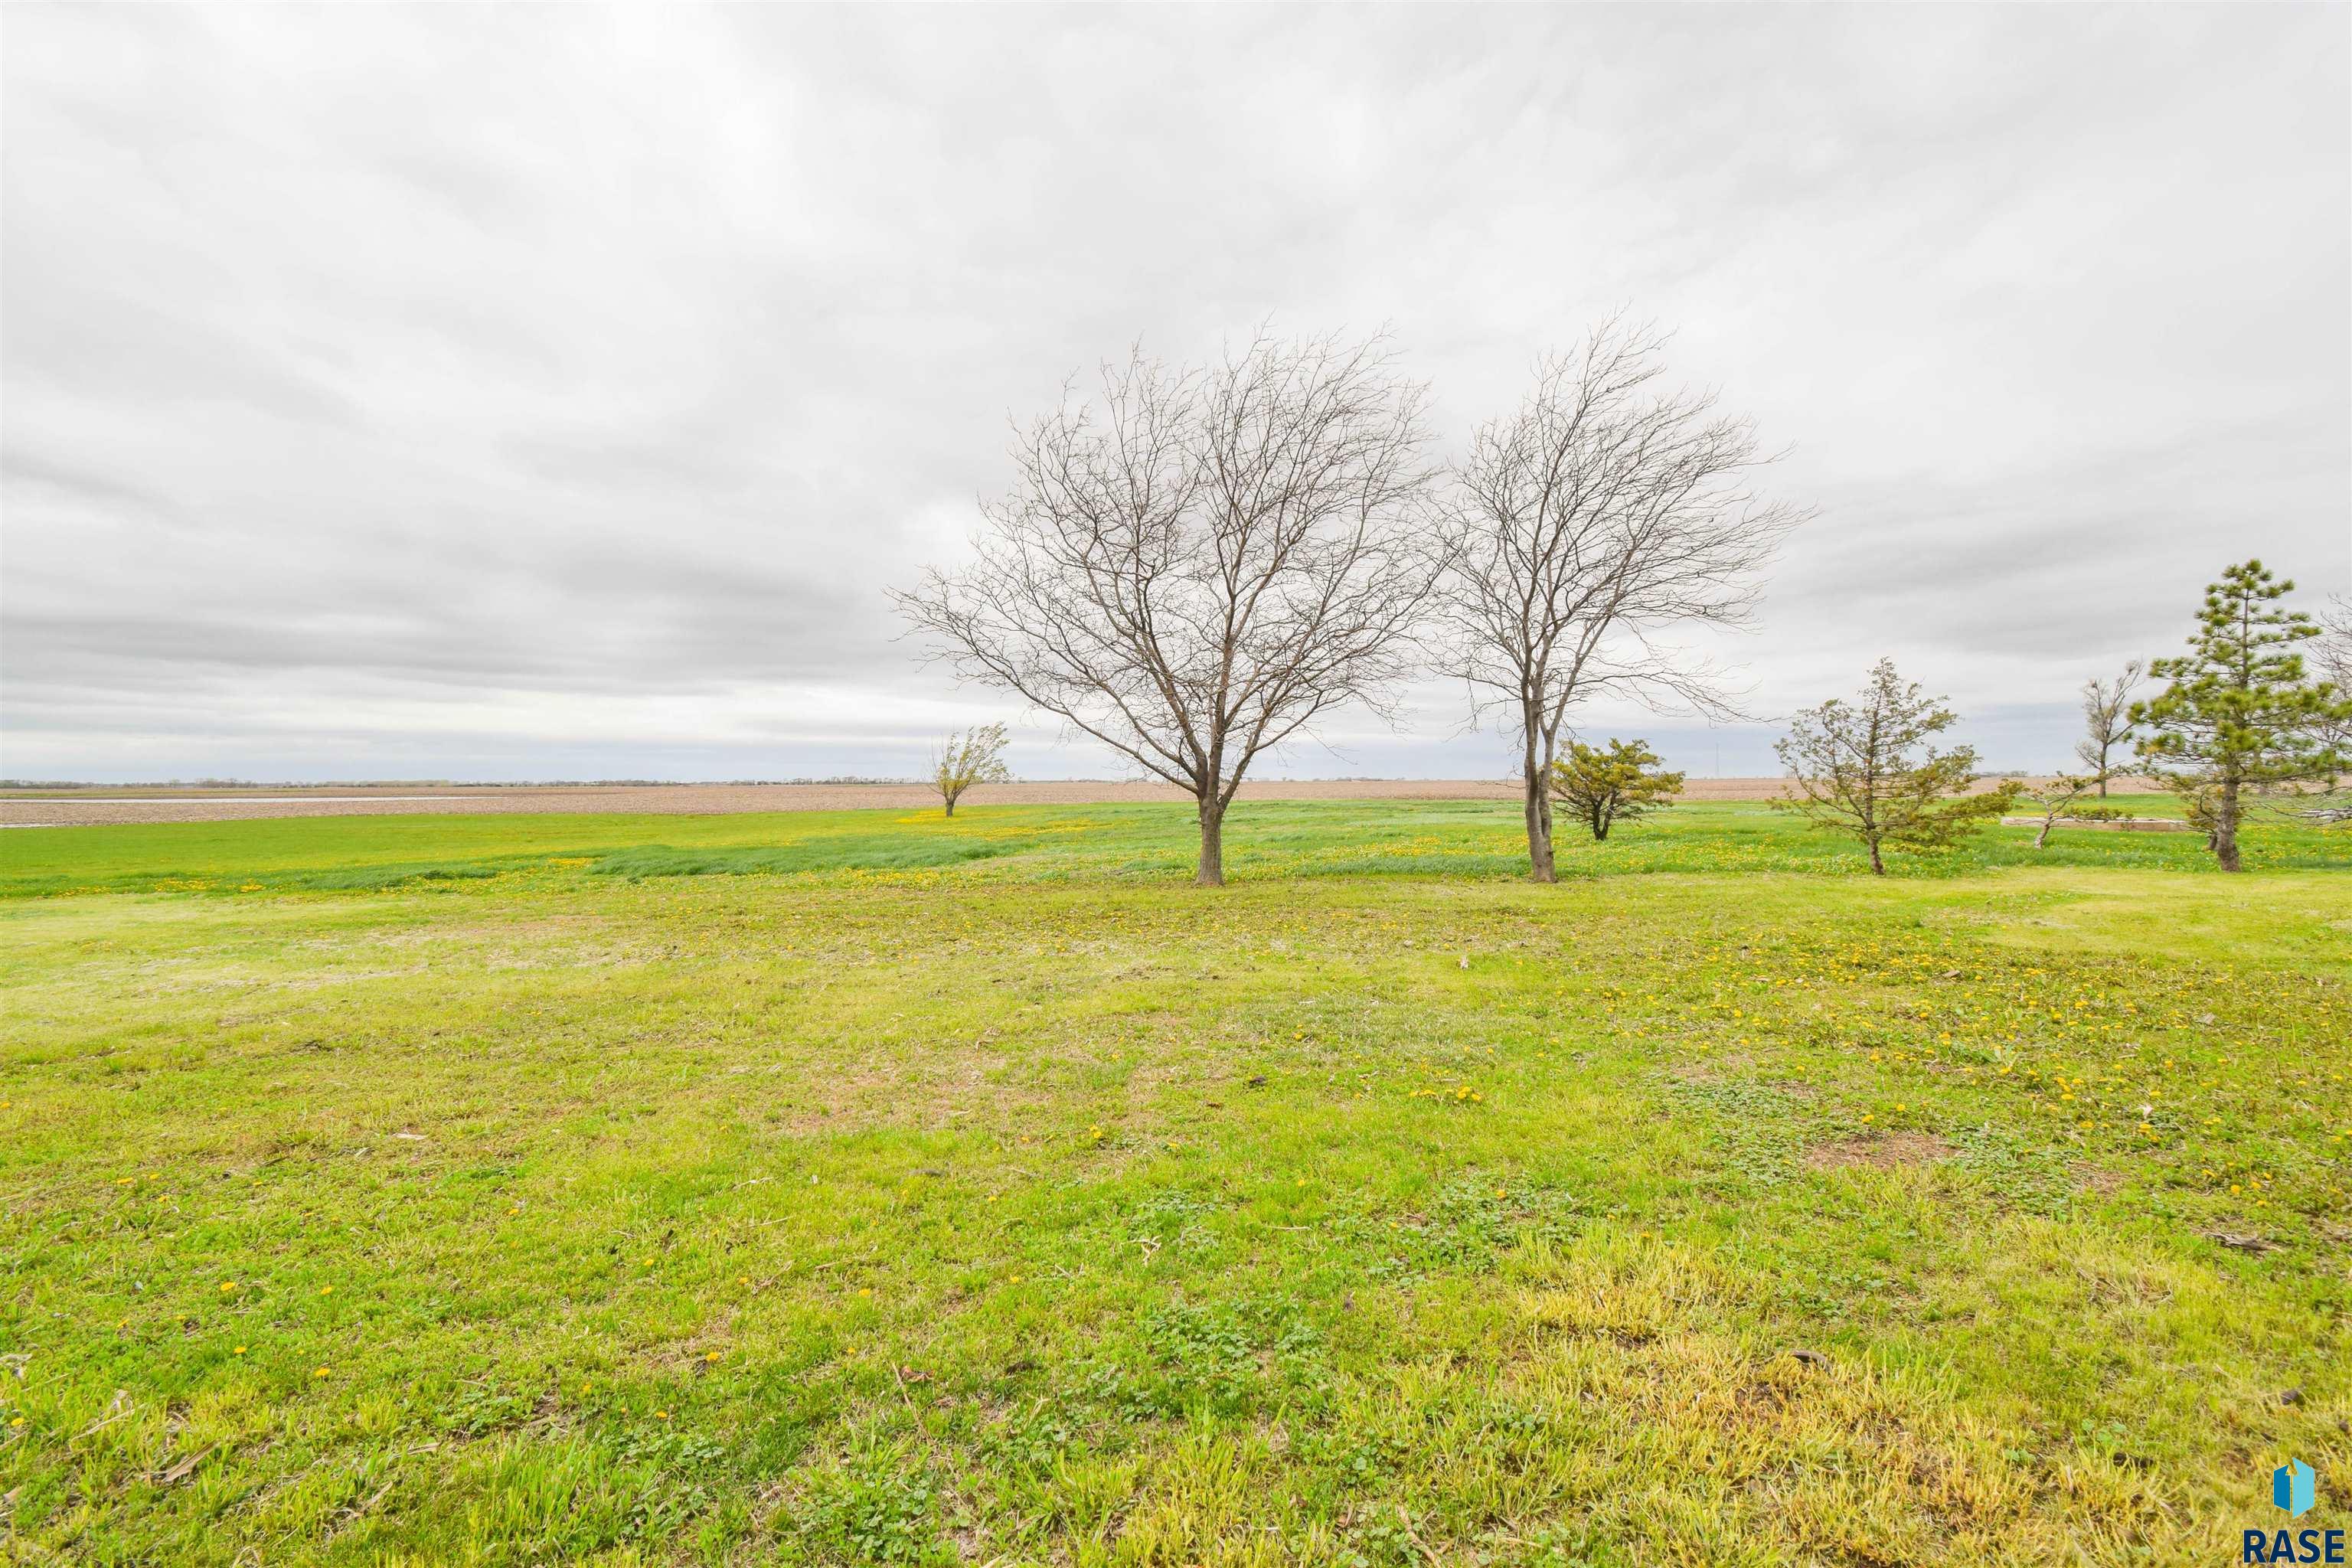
(4, 4, 2345, 781)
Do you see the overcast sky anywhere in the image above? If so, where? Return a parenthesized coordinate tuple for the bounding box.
(5, 4, 2347, 782)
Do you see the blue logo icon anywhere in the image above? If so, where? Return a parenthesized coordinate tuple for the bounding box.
(2246, 1459, 2337, 1561)
(2275, 1458, 2315, 1517)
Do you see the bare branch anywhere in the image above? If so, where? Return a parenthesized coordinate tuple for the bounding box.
(2073, 660, 2145, 795)
(891, 331, 1445, 884)
(1433, 316, 1808, 880)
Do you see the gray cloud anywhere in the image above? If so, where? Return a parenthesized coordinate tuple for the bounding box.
(4, 3, 2346, 782)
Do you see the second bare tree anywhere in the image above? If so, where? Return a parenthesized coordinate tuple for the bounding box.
(1437, 320, 1805, 881)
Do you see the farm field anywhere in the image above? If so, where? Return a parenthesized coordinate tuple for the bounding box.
(2, 799, 2348, 1565)
(0, 775, 2125, 828)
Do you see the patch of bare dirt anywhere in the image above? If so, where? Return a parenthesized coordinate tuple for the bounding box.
(1804, 1132, 1955, 1171)
(2072, 1162, 2127, 1197)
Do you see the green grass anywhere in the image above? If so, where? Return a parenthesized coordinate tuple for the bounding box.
(3, 793, 2344, 901)
(2, 799, 2347, 1564)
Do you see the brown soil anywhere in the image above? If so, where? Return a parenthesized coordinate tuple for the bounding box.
(2072, 1162, 2128, 1197)
(1803, 1132, 1955, 1171)
(0, 773, 2153, 827)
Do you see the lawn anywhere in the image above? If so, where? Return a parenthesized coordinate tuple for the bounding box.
(2, 799, 2347, 1565)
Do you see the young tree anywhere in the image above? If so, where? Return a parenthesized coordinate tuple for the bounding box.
(1774, 658, 2017, 874)
(2073, 661, 2144, 796)
(2131, 560, 2349, 872)
(930, 723, 1011, 817)
(1546, 737, 1685, 841)
(1436, 319, 1804, 883)
(892, 331, 1442, 886)
(2014, 769, 2110, 848)
(2311, 596, 2352, 788)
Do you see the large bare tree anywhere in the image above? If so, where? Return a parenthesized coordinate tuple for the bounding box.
(1437, 320, 1805, 881)
(892, 332, 1442, 885)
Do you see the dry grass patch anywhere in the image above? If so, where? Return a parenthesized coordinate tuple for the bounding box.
(1805, 1131, 1955, 1171)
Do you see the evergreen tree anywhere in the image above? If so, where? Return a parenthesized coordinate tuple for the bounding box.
(1547, 738, 1685, 842)
(2132, 560, 2347, 871)
(1775, 659, 2014, 874)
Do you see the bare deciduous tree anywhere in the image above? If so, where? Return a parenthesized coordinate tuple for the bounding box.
(892, 331, 1442, 885)
(1437, 319, 1805, 882)
(931, 723, 1011, 817)
(2073, 661, 2144, 796)
(2321, 596, 2352, 682)
(2314, 596, 2352, 786)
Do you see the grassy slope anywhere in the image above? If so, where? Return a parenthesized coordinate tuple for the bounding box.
(2, 801, 2347, 1565)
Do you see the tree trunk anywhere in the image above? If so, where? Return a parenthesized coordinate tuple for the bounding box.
(1867, 835, 1886, 875)
(942, 795, 956, 818)
(2213, 776, 2242, 873)
(1196, 796, 1226, 887)
(2034, 815, 2052, 849)
(1521, 724, 1556, 884)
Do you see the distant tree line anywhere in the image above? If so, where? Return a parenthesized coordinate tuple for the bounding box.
(897, 323, 2348, 881)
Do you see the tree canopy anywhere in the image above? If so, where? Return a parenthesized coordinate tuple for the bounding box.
(1775, 658, 2014, 874)
(2132, 560, 2348, 871)
(1547, 737, 1685, 842)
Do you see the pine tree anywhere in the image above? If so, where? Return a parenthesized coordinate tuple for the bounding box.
(1547, 738, 1685, 842)
(1775, 659, 2014, 874)
(2131, 560, 2347, 871)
